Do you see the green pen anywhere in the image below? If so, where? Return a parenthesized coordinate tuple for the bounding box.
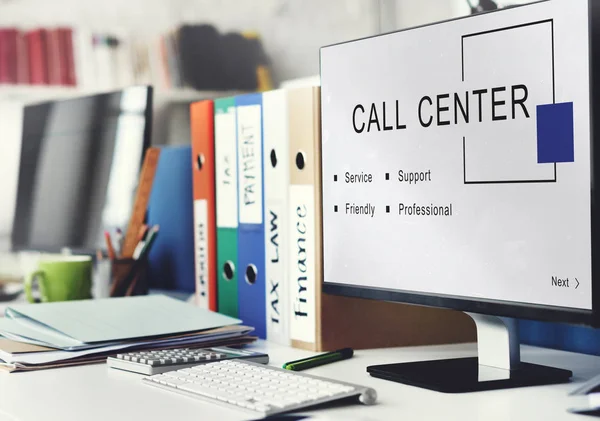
(282, 348, 354, 371)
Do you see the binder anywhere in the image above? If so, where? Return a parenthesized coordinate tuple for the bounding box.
(262, 89, 290, 345)
(190, 100, 217, 311)
(236, 93, 266, 339)
(215, 97, 239, 317)
(146, 146, 193, 292)
(287, 86, 322, 349)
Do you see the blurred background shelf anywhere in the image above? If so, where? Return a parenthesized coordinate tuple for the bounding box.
(0, 85, 237, 102)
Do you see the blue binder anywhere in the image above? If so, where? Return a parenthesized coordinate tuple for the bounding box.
(235, 93, 266, 338)
(147, 146, 195, 293)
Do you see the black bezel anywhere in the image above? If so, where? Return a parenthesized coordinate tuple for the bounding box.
(319, 0, 600, 327)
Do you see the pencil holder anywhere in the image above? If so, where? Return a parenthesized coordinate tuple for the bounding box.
(109, 258, 149, 297)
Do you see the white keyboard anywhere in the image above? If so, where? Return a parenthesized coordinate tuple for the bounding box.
(143, 359, 377, 417)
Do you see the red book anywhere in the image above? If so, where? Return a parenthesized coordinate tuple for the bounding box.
(3, 29, 18, 84)
(0, 29, 6, 84)
(46, 29, 61, 85)
(26, 29, 49, 85)
(59, 28, 76, 86)
(190, 100, 217, 311)
(16, 30, 29, 85)
(40, 29, 50, 84)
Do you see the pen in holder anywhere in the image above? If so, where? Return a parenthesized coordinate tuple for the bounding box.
(109, 258, 149, 297)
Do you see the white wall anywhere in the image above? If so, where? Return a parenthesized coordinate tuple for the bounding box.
(452, 0, 534, 17)
(0, 101, 23, 239)
(394, 0, 535, 31)
(396, 0, 458, 29)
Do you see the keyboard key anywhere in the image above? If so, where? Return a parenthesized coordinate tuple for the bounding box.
(254, 404, 272, 413)
(179, 383, 218, 399)
(163, 372, 181, 378)
(165, 378, 187, 387)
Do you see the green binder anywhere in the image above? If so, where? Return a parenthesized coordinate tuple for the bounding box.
(214, 98, 239, 317)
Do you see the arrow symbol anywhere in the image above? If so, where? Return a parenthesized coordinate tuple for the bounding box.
(575, 278, 579, 289)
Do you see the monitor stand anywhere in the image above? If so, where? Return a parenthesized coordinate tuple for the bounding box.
(367, 313, 572, 393)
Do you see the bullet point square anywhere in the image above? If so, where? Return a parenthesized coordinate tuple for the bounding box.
(334, 205, 338, 212)
(334, 174, 338, 182)
(386, 205, 390, 213)
(385, 173, 390, 180)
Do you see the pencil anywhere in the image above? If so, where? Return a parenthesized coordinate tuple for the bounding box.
(104, 231, 116, 260)
(137, 224, 149, 242)
(134, 225, 159, 260)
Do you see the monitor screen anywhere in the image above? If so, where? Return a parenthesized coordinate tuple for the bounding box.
(11, 86, 152, 253)
(320, 0, 596, 324)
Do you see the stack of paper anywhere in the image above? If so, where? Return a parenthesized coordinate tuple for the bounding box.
(0, 295, 255, 372)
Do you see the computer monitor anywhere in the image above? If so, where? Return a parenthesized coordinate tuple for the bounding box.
(11, 86, 153, 254)
(320, 0, 598, 392)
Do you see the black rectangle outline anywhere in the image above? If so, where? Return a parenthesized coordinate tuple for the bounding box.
(319, 0, 600, 327)
(462, 19, 559, 184)
(462, 137, 557, 184)
(461, 19, 554, 83)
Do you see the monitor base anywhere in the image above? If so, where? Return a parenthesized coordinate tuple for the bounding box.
(368, 357, 572, 393)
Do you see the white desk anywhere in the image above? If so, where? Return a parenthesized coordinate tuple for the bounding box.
(0, 342, 598, 421)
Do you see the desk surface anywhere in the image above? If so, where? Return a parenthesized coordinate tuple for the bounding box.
(0, 342, 598, 421)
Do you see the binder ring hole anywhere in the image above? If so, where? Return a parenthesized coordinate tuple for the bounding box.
(223, 261, 235, 281)
(196, 153, 205, 171)
(295, 151, 306, 170)
(270, 149, 277, 168)
(245, 264, 257, 285)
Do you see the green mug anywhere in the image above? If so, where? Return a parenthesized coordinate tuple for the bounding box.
(24, 255, 93, 303)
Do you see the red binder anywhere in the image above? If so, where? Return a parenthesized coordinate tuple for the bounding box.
(190, 100, 217, 311)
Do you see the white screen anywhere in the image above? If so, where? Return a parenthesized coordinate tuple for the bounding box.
(320, 0, 592, 310)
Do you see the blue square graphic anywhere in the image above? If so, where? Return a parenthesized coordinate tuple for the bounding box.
(536, 102, 574, 163)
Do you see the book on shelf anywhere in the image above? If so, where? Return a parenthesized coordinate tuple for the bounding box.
(0, 24, 273, 93)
